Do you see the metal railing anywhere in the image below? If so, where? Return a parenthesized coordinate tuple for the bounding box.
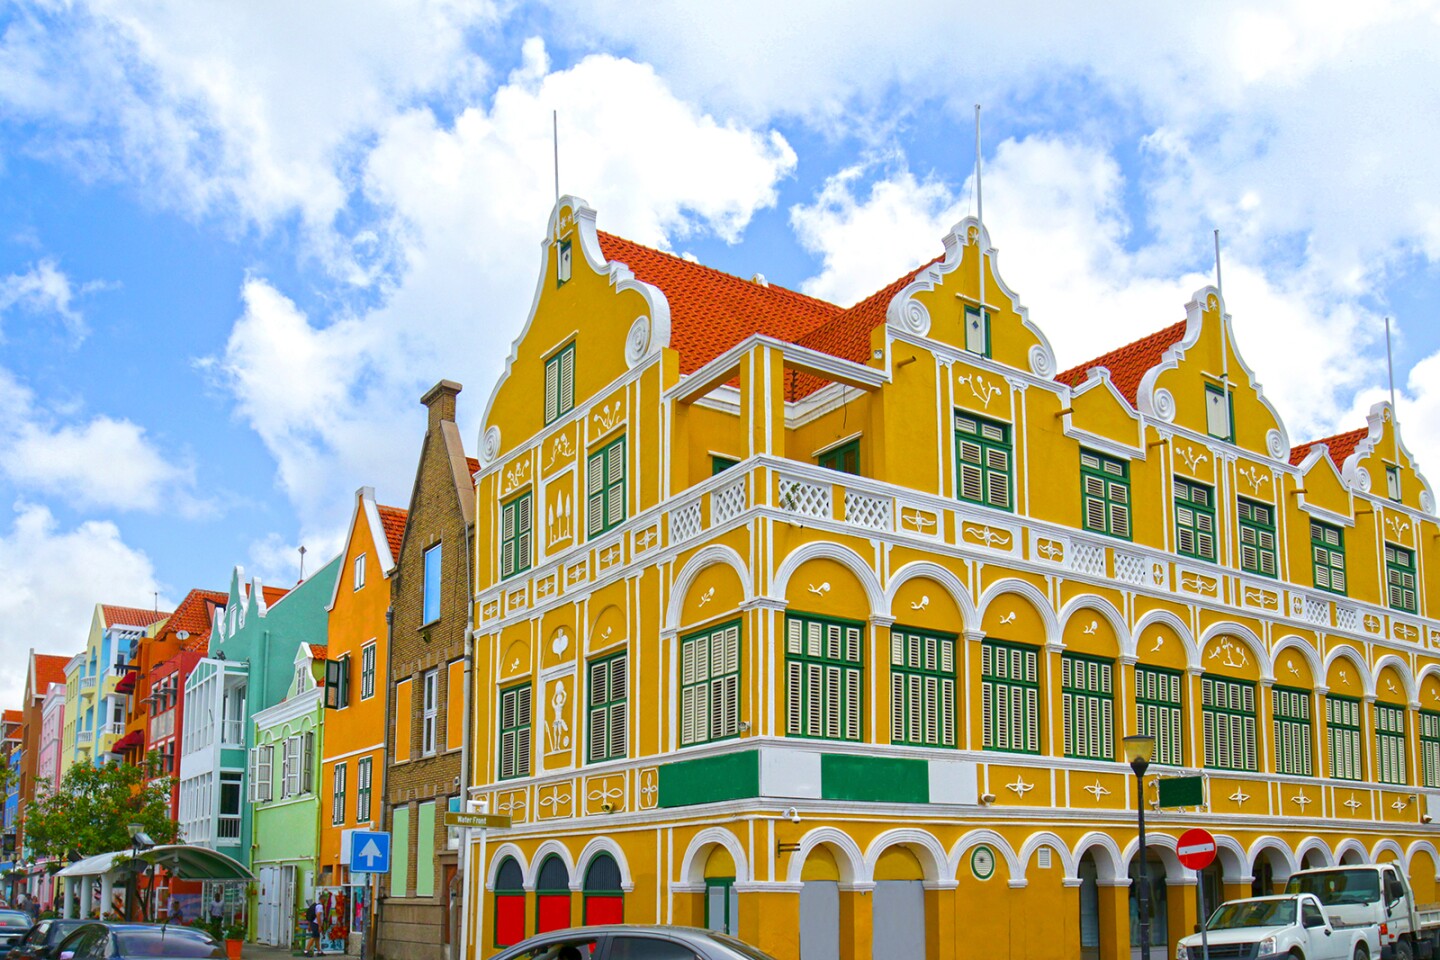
(221, 720, 244, 745)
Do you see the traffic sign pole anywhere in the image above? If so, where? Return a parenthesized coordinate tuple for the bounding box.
(1177, 828, 1218, 960)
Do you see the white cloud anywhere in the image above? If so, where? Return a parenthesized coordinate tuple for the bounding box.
(0, 502, 164, 704)
(789, 135, 1389, 447)
(203, 40, 795, 538)
(0, 368, 201, 513)
(1, 0, 498, 275)
(0, 259, 89, 339)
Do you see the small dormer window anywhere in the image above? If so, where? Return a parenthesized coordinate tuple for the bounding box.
(354, 553, 366, 591)
(557, 240, 572, 286)
(1386, 464, 1402, 501)
(964, 307, 990, 357)
(544, 342, 576, 425)
(1205, 384, 1232, 442)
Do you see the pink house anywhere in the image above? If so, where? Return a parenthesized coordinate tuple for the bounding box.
(31, 683, 64, 909)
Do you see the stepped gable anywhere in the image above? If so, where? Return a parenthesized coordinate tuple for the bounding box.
(1057, 320, 1188, 406)
(1290, 427, 1368, 468)
(378, 504, 409, 560)
(101, 604, 171, 628)
(597, 231, 842, 376)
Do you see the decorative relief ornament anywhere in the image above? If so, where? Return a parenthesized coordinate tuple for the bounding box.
(1152, 388, 1176, 422)
(624, 315, 652, 367)
(1175, 445, 1209, 472)
(1029, 344, 1055, 378)
(1291, 791, 1312, 810)
(1266, 429, 1287, 460)
(956, 372, 1002, 409)
(807, 582, 831, 597)
(910, 595, 930, 611)
(1083, 781, 1110, 801)
(998, 611, 1017, 625)
(481, 425, 502, 465)
(1207, 636, 1250, 670)
(1006, 776, 1034, 796)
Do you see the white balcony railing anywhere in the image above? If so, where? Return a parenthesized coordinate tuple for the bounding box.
(221, 720, 244, 746)
(217, 816, 241, 841)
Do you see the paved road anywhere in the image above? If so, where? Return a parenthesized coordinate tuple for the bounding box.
(235, 944, 360, 960)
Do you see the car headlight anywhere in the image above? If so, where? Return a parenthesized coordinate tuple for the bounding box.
(1175, 943, 1188, 960)
(1258, 936, 1277, 956)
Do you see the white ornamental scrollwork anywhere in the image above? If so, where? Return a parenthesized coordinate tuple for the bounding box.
(1354, 467, 1372, 493)
(898, 299, 930, 335)
(1029, 344, 1055, 378)
(625, 315, 651, 367)
(1152, 388, 1176, 422)
(481, 425, 502, 465)
(1422, 490, 1435, 513)
(1266, 429, 1287, 460)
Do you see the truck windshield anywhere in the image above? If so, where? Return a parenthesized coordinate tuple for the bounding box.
(1286, 870, 1381, 906)
(1206, 900, 1296, 930)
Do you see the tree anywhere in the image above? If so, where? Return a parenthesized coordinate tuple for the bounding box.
(25, 753, 179, 863)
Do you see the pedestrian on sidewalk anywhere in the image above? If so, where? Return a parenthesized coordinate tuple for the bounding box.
(301, 901, 323, 957)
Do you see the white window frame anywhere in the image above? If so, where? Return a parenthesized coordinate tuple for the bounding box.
(361, 643, 377, 700)
(353, 553, 366, 591)
(332, 762, 347, 825)
(421, 669, 438, 756)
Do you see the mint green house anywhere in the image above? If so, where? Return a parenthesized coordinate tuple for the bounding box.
(251, 641, 327, 947)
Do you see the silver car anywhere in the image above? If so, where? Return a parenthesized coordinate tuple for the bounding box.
(492, 925, 778, 960)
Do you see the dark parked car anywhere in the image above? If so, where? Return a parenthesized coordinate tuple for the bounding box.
(493, 926, 778, 960)
(7, 919, 88, 960)
(0, 911, 33, 957)
(57, 924, 221, 960)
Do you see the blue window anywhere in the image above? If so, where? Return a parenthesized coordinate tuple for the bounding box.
(423, 543, 442, 623)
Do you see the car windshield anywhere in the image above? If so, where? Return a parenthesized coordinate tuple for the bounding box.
(1207, 900, 1296, 930)
(0, 912, 31, 927)
(49, 922, 86, 941)
(1287, 870, 1382, 906)
(114, 934, 224, 958)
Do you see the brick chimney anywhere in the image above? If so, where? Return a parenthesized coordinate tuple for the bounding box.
(421, 380, 462, 431)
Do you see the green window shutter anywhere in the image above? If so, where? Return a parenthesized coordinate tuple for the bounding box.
(1310, 521, 1347, 595)
(711, 455, 738, 475)
(954, 413, 1012, 511)
(1385, 544, 1417, 613)
(1326, 696, 1363, 781)
(543, 342, 575, 425)
(1173, 479, 1216, 562)
(498, 684, 532, 780)
(785, 614, 864, 742)
(586, 653, 628, 763)
(1201, 676, 1257, 771)
(817, 439, 860, 475)
(1375, 703, 1408, 785)
(1061, 654, 1113, 761)
(1080, 450, 1131, 539)
(389, 806, 410, 897)
(680, 622, 742, 747)
(1272, 687, 1313, 776)
(415, 801, 436, 898)
(586, 436, 627, 537)
(1420, 711, 1440, 788)
(981, 640, 1040, 754)
(1135, 667, 1183, 766)
(890, 627, 956, 748)
(1237, 498, 1278, 578)
(500, 493, 532, 580)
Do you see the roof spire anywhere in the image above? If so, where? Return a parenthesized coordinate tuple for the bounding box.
(975, 103, 986, 316)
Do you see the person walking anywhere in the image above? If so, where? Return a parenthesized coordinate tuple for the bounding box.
(209, 889, 224, 930)
(302, 900, 323, 957)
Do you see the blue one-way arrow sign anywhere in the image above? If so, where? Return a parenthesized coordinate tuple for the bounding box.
(349, 830, 391, 874)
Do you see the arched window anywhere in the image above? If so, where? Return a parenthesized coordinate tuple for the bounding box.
(493, 857, 524, 948)
(536, 854, 571, 933)
(582, 853, 624, 925)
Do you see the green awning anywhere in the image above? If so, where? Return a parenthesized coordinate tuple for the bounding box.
(56, 845, 255, 882)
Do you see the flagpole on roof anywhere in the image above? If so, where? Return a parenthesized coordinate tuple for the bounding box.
(1214, 228, 1229, 385)
(1385, 316, 1400, 462)
(975, 104, 985, 315)
(553, 110, 560, 213)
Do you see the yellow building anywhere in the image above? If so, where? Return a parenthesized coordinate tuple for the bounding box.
(463, 196, 1440, 960)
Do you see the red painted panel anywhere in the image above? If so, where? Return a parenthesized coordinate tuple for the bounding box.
(584, 895, 623, 925)
(537, 894, 571, 933)
(495, 895, 524, 946)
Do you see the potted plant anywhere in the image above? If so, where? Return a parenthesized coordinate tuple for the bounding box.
(222, 918, 245, 960)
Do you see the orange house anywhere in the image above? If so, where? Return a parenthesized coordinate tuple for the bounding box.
(319, 486, 406, 936)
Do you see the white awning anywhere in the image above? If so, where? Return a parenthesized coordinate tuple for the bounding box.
(55, 845, 255, 882)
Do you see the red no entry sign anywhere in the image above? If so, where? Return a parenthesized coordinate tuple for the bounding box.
(1177, 828, 1217, 870)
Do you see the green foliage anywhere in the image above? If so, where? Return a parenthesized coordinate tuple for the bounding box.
(25, 752, 180, 862)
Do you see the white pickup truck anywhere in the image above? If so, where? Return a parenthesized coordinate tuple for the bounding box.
(1286, 863, 1440, 960)
(1175, 894, 1371, 960)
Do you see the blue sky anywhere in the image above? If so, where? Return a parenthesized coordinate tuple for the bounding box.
(2, 1, 1440, 702)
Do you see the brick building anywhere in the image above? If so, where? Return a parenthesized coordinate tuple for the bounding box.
(378, 381, 476, 960)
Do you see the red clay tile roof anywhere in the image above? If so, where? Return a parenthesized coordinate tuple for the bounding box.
(466, 457, 479, 475)
(101, 604, 171, 628)
(1057, 321, 1187, 406)
(2, 710, 21, 725)
(1290, 427, 1368, 467)
(260, 586, 290, 606)
(308, 644, 328, 661)
(160, 589, 229, 650)
(598, 231, 842, 377)
(377, 504, 408, 561)
(32, 654, 70, 696)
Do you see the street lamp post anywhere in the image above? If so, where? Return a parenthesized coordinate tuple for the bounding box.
(1124, 734, 1156, 960)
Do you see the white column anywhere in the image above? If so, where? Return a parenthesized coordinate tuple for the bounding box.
(62, 878, 75, 919)
(99, 875, 113, 919)
(80, 878, 93, 918)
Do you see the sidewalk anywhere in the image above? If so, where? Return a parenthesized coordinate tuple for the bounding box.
(236, 944, 361, 960)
